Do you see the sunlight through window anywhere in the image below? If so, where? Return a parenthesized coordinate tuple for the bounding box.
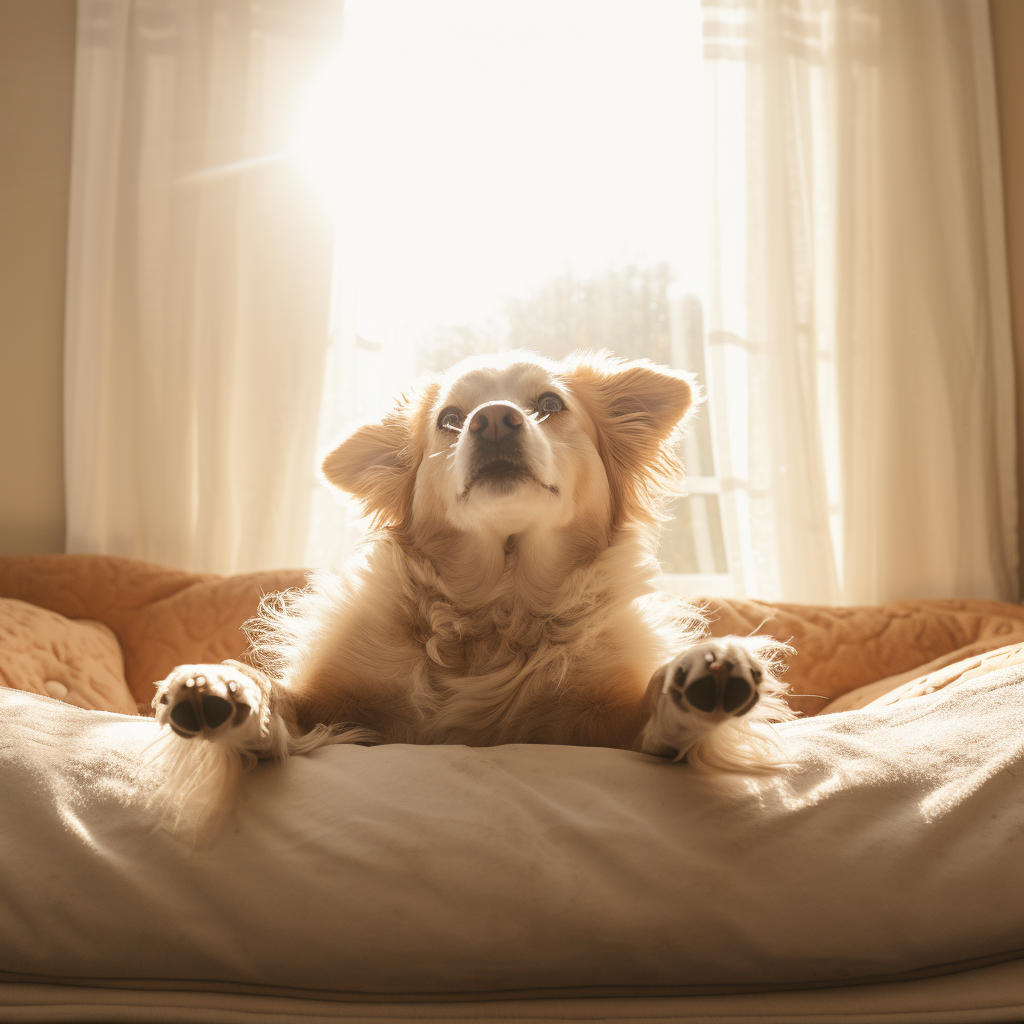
(300, 0, 730, 585)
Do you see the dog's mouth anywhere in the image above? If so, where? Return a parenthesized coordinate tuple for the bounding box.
(458, 459, 559, 500)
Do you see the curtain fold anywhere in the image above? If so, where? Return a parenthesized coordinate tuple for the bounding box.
(64, 0, 1017, 601)
(64, 0, 343, 574)
(702, 0, 1018, 603)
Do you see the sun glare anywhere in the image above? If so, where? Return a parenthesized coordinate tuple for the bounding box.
(299, 0, 714, 571)
(295, 0, 706, 351)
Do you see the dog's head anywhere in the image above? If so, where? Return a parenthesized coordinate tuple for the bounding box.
(322, 350, 695, 551)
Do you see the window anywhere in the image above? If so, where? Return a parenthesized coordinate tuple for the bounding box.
(300, 0, 732, 591)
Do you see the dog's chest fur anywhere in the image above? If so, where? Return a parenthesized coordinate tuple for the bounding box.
(393, 546, 674, 744)
(405, 595, 629, 743)
(284, 533, 684, 746)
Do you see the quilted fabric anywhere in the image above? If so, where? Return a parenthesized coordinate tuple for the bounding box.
(691, 596, 1024, 716)
(0, 555, 307, 706)
(1, 554, 1024, 713)
(0, 598, 136, 715)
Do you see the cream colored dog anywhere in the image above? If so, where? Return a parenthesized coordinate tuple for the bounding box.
(151, 350, 793, 808)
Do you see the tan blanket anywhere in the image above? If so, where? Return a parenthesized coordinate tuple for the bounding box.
(3, 659, 1024, 994)
(1, 554, 1023, 716)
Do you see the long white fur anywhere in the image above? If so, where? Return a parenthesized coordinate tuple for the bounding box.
(638, 636, 796, 772)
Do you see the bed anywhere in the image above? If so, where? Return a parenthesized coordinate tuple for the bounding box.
(1, 554, 1023, 1024)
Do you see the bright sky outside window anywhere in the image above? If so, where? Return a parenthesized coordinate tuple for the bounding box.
(297, 0, 728, 580)
(297, 0, 705, 333)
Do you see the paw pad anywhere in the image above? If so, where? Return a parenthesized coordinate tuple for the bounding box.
(164, 674, 251, 738)
(669, 651, 761, 720)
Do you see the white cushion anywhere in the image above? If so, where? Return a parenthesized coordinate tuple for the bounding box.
(0, 664, 1022, 997)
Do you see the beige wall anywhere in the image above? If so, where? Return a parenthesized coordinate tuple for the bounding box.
(991, 0, 1024, 598)
(0, 1, 1023, 577)
(0, 0, 75, 555)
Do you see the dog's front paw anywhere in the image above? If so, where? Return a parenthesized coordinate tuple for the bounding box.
(640, 637, 793, 768)
(153, 663, 265, 742)
(663, 638, 765, 722)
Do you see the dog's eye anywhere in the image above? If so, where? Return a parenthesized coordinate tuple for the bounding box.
(437, 406, 465, 432)
(536, 392, 566, 415)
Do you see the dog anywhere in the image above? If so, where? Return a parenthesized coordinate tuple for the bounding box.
(150, 350, 794, 810)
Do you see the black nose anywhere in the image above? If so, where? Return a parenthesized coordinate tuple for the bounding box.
(469, 403, 524, 444)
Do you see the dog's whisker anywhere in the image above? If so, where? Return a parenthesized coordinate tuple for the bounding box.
(148, 350, 800, 822)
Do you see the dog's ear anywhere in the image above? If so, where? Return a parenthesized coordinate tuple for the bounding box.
(322, 384, 438, 529)
(565, 351, 697, 528)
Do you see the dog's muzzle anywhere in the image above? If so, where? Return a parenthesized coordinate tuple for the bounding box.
(469, 402, 524, 446)
(468, 402, 528, 474)
(459, 401, 538, 494)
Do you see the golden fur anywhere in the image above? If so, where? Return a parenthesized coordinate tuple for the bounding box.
(151, 350, 794, 815)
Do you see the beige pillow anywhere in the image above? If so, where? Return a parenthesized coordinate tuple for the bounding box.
(1, 661, 1023, 996)
(0, 597, 137, 715)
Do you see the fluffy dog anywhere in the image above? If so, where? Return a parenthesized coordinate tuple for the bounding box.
(151, 350, 794, 809)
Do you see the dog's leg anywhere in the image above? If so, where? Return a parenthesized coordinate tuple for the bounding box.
(153, 660, 286, 752)
(638, 636, 796, 771)
(148, 660, 345, 820)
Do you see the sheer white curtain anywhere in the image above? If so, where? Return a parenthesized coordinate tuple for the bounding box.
(64, 0, 1018, 603)
(64, 0, 342, 574)
(702, 0, 1018, 604)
